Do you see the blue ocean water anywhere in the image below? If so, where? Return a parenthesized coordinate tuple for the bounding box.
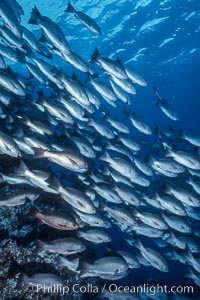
(18, 0, 200, 133)
(1, 0, 200, 298)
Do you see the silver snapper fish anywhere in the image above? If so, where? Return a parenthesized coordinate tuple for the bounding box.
(166, 149, 200, 170)
(162, 213, 191, 233)
(151, 157, 186, 174)
(185, 176, 200, 195)
(87, 75, 118, 103)
(57, 256, 80, 272)
(104, 114, 130, 134)
(92, 183, 122, 204)
(31, 56, 63, 88)
(0, 131, 21, 157)
(77, 229, 111, 244)
(134, 156, 153, 177)
(157, 101, 179, 121)
(124, 64, 147, 86)
(80, 256, 129, 278)
(74, 210, 110, 227)
(91, 48, 127, 79)
(18, 273, 64, 288)
(28, 6, 70, 55)
(36, 237, 86, 255)
(88, 117, 116, 139)
(129, 112, 153, 135)
(108, 76, 131, 104)
(0, 190, 39, 207)
(59, 96, 87, 121)
(5, 0, 24, 20)
(0, 0, 22, 37)
(40, 99, 74, 124)
(182, 131, 200, 147)
(109, 74, 136, 95)
(100, 151, 138, 180)
(22, 26, 52, 58)
(15, 160, 58, 194)
(33, 148, 88, 173)
(134, 209, 168, 230)
(153, 86, 179, 121)
(185, 268, 200, 287)
(184, 248, 200, 274)
(20, 116, 54, 136)
(102, 204, 137, 228)
(0, 68, 25, 96)
(118, 133, 141, 152)
(61, 73, 90, 106)
(0, 25, 25, 50)
(52, 178, 96, 214)
(25, 61, 47, 84)
(165, 184, 200, 207)
(154, 193, 186, 216)
(117, 251, 140, 269)
(65, 3, 101, 35)
(135, 239, 169, 272)
(113, 184, 140, 206)
(133, 223, 164, 238)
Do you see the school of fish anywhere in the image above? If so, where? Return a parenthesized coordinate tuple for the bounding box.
(0, 0, 199, 299)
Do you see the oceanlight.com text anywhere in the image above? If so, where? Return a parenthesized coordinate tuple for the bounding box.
(32, 283, 194, 296)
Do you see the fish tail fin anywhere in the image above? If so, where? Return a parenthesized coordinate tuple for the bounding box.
(163, 184, 171, 195)
(28, 5, 41, 24)
(132, 208, 140, 217)
(91, 47, 100, 62)
(72, 258, 80, 270)
(35, 239, 46, 252)
(16, 49, 26, 63)
(51, 176, 63, 192)
(71, 71, 78, 81)
(185, 245, 193, 260)
(14, 127, 24, 139)
(86, 74, 93, 84)
(185, 176, 192, 185)
(26, 47, 35, 59)
(185, 268, 194, 279)
(20, 115, 30, 125)
(170, 250, 178, 260)
(122, 107, 131, 118)
(80, 262, 92, 277)
(99, 150, 111, 163)
(152, 85, 157, 92)
(32, 147, 46, 159)
(65, 3, 75, 13)
(164, 142, 173, 153)
(99, 201, 107, 211)
(38, 33, 49, 44)
(15, 160, 29, 176)
(134, 238, 144, 251)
